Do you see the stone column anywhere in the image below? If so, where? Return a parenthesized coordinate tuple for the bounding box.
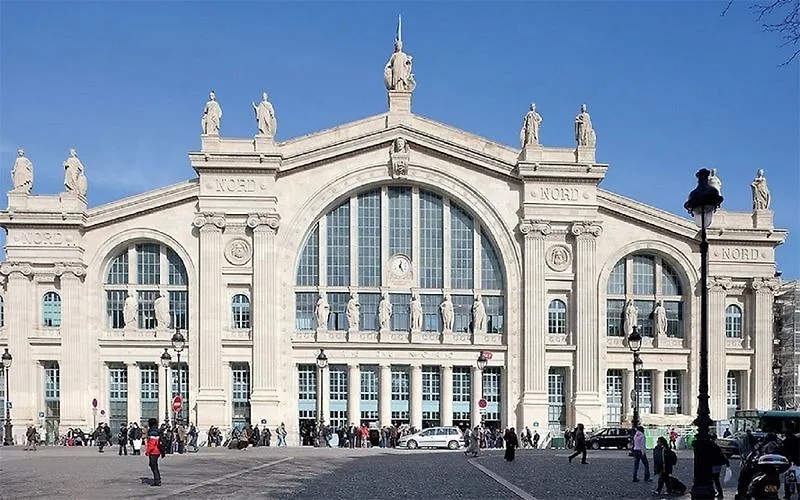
(55, 265, 87, 428)
(409, 364, 423, 429)
(127, 363, 141, 425)
(0, 263, 33, 440)
(347, 364, 361, 426)
(653, 370, 665, 415)
(623, 369, 634, 423)
(518, 220, 551, 426)
(440, 365, 454, 426)
(247, 213, 282, 425)
(742, 369, 752, 411)
(471, 366, 483, 428)
(379, 364, 392, 426)
(320, 367, 331, 423)
(570, 222, 603, 424)
(708, 276, 733, 420)
(752, 277, 781, 410)
(193, 212, 226, 428)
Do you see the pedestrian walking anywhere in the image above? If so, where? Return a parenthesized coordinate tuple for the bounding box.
(568, 423, 588, 464)
(118, 423, 128, 455)
(504, 428, 519, 462)
(532, 430, 540, 449)
(145, 418, 162, 487)
(710, 435, 729, 497)
(632, 426, 651, 482)
(465, 426, 480, 457)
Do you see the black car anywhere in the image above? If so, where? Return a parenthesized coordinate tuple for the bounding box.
(586, 427, 632, 450)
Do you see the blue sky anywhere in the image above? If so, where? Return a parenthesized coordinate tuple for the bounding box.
(1, 1, 798, 278)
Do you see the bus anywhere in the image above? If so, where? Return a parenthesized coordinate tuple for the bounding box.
(717, 410, 800, 457)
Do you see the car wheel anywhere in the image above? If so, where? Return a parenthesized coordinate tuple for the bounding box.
(447, 440, 459, 450)
(407, 440, 418, 450)
(625, 441, 632, 450)
(591, 441, 600, 450)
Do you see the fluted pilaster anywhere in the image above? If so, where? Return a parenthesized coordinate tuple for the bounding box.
(347, 364, 361, 426)
(708, 276, 732, 420)
(409, 364, 423, 429)
(440, 365, 454, 426)
(519, 219, 550, 398)
(571, 222, 602, 400)
(471, 366, 483, 428)
(56, 264, 87, 427)
(379, 365, 392, 426)
(0, 263, 33, 440)
(752, 277, 781, 410)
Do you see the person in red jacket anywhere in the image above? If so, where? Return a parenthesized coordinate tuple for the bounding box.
(144, 418, 162, 486)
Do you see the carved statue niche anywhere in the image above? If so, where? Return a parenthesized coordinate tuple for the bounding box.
(390, 137, 410, 178)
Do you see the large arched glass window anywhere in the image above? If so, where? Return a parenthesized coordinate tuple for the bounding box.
(547, 299, 567, 335)
(294, 187, 506, 335)
(231, 294, 251, 330)
(43, 292, 61, 327)
(104, 243, 189, 330)
(605, 254, 685, 338)
(725, 305, 743, 338)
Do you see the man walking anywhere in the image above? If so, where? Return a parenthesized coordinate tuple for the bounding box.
(118, 423, 128, 456)
(145, 418, 162, 487)
(632, 426, 651, 482)
(567, 423, 588, 464)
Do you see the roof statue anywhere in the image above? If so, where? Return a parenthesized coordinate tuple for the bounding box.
(384, 15, 416, 92)
(201, 90, 222, 135)
(11, 148, 33, 194)
(252, 92, 277, 137)
(751, 168, 771, 210)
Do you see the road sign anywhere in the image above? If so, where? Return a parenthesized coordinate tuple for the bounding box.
(482, 350, 493, 361)
(5, 401, 11, 409)
(533, 421, 539, 427)
(172, 395, 184, 413)
(478, 398, 488, 409)
(630, 389, 638, 402)
(261, 419, 267, 424)
(100, 409, 106, 415)
(38, 411, 45, 419)
(92, 398, 98, 408)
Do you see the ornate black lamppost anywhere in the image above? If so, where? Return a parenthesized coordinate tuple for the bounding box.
(171, 329, 186, 424)
(628, 326, 643, 429)
(160, 348, 172, 425)
(477, 351, 488, 372)
(773, 358, 783, 410)
(315, 349, 328, 425)
(684, 167, 723, 499)
(2, 348, 12, 446)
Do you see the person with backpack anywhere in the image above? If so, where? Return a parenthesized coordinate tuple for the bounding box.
(144, 418, 163, 487)
(654, 436, 678, 495)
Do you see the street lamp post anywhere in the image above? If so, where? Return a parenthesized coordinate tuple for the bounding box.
(773, 359, 783, 410)
(160, 348, 172, 425)
(315, 349, 328, 428)
(684, 167, 723, 500)
(477, 352, 488, 426)
(628, 326, 643, 429)
(2, 348, 12, 446)
(171, 329, 186, 425)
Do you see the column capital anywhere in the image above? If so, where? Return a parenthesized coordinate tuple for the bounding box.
(570, 221, 603, 238)
(751, 276, 782, 294)
(518, 219, 552, 238)
(708, 275, 734, 293)
(247, 212, 281, 232)
(0, 261, 33, 278)
(192, 212, 226, 231)
(53, 262, 87, 280)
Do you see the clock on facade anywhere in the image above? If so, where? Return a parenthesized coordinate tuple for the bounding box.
(390, 254, 411, 277)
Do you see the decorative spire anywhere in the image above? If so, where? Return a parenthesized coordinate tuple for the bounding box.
(397, 14, 402, 43)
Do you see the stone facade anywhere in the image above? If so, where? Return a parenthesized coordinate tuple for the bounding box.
(0, 67, 788, 446)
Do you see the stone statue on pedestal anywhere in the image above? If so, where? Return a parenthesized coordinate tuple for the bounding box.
(154, 294, 171, 329)
(574, 104, 596, 147)
(64, 149, 87, 197)
(252, 92, 277, 137)
(410, 293, 422, 331)
(472, 294, 486, 333)
(201, 90, 222, 135)
(441, 293, 454, 332)
(623, 299, 638, 337)
(751, 169, 771, 210)
(123, 294, 138, 328)
(519, 103, 542, 148)
(378, 292, 393, 330)
(390, 137, 410, 178)
(315, 292, 330, 329)
(384, 16, 416, 92)
(346, 292, 360, 330)
(709, 168, 722, 195)
(654, 300, 667, 337)
(11, 149, 33, 194)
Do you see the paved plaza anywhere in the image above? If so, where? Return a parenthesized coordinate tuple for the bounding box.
(1, 445, 741, 499)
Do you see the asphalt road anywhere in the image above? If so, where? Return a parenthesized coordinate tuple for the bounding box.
(0, 445, 741, 499)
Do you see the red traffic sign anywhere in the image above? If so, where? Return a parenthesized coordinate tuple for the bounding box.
(172, 395, 184, 413)
(478, 398, 488, 409)
(482, 351, 493, 361)
(92, 398, 98, 408)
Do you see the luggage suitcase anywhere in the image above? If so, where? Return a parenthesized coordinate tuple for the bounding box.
(668, 476, 687, 495)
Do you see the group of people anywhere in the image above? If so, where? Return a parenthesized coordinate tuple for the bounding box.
(302, 421, 411, 448)
(463, 426, 521, 461)
(228, 422, 288, 449)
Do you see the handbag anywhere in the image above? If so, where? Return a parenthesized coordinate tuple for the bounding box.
(723, 466, 733, 484)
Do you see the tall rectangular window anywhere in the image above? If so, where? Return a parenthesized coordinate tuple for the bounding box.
(421, 295, 443, 332)
(0, 368, 5, 435)
(297, 226, 319, 286)
(727, 372, 741, 418)
(606, 370, 623, 425)
(107, 252, 129, 284)
(171, 363, 189, 424)
(44, 362, 61, 445)
(634, 300, 655, 336)
(452, 295, 472, 332)
(360, 366, 378, 401)
(327, 203, 350, 287)
(419, 192, 443, 288)
(485, 296, 505, 334)
(391, 367, 410, 401)
(169, 290, 188, 330)
(665, 301, 683, 338)
(481, 232, 503, 290)
(167, 249, 187, 286)
(140, 365, 159, 426)
(231, 364, 251, 429)
(358, 190, 381, 287)
(452, 367, 471, 403)
(664, 371, 681, 415)
(298, 364, 317, 401)
(607, 299, 625, 336)
(607, 260, 626, 295)
(422, 367, 440, 402)
(136, 243, 160, 285)
(137, 290, 158, 329)
(327, 293, 349, 331)
(391, 294, 411, 331)
(548, 368, 566, 432)
(329, 366, 347, 401)
(450, 205, 474, 289)
(295, 292, 317, 330)
(632, 255, 655, 296)
(388, 187, 412, 257)
(106, 290, 127, 329)
(636, 372, 653, 414)
(483, 367, 501, 403)
(109, 365, 128, 433)
(359, 293, 380, 331)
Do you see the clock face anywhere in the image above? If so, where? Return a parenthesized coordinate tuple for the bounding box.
(391, 255, 411, 277)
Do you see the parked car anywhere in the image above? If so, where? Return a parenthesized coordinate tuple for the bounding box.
(586, 427, 632, 450)
(398, 426, 463, 450)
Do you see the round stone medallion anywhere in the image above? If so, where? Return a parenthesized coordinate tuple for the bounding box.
(546, 244, 572, 272)
(225, 238, 252, 266)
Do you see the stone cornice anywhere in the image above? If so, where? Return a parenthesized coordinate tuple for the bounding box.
(519, 219, 552, 238)
(751, 276, 782, 293)
(192, 212, 226, 230)
(570, 221, 603, 238)
(85, 180, 199, 229)
(246, 212, 281, 232)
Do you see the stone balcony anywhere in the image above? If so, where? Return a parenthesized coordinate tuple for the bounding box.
(293, 329, 503, 346)
(606, 335, 685, 349)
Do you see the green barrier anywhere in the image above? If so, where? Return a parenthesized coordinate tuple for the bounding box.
(550, 437, 565, 449)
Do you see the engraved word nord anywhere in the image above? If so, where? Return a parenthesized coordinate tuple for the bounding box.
(540, 187, 579, 202)
(721, 248, 761, 261)
(215, 178, 256, 193)
(17, 231, 65, 245)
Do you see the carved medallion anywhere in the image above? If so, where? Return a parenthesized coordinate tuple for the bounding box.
(225, 238, 252, 266)
(546, 244, 572, 272)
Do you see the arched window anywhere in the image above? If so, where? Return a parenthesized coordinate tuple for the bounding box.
(605, 254, 685, 338)
(548, 299, 567, 335)
(231, 294, 251, 330)
(725, 305, 743, 338)
(104, 243, 189, 330)
(294, 187, 506, 335)
(43, 292, 61, 327)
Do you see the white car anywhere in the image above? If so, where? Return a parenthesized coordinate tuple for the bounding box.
(399, 426, 463, 450)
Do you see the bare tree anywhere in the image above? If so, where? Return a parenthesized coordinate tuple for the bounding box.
(726, 0, 800, 64)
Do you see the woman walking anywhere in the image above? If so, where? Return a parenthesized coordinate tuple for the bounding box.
(504, 427, 519, 462)
(568, 423, 588, 464)
(144, 418, 163, 487)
